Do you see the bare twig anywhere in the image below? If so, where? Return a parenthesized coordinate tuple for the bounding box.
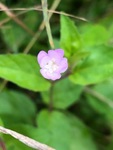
(0, 6, 88, 21)
(0, 126, 55, 150)
(24, 0, 61, 54)
(0, 10, 34, 27)
(0, 3, 34, 36)
(41, 0, 54, 49)
(84, 87, 113, 109)
(0, 138, 6, 150)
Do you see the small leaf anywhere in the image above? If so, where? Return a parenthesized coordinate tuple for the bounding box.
(0, 54, 50, 91)
(42, 78, 83, 109)
(0, 90, 36, 124)
(80, 24, 109, 48)
(70, 45, 113, 85)
(35, 110, 97, 150)
(60, 15, 82, 58)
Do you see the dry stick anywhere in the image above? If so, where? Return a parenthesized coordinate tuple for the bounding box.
(41, 0, 54, 49)
(84, 87, 113, 108)
(0, 3, 34, 36)
(24, 0, 61, 54)
(0, 9, 36, 27)
(0, 138, 6, 150)
(0, 7, 88, 21)
(0, 5, 42, 27)
(0, 126, 55, 150)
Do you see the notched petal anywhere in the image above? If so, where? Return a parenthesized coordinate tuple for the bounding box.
(57, 58, 68, 73)
(37, 51, 47, 64)
(40, 56, 49, 68)
(55, 49, 64, 58)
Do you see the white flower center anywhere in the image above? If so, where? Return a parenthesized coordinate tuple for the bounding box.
(45, 58, 58, 74)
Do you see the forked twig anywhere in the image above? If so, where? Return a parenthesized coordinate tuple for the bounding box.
(0, 2, 34, 36)
(0, 126, 55, 150)
(0, 6, 88, 21)
(24, 0, 61, 53)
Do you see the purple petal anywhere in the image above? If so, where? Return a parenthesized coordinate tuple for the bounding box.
(55, 49, 64, 58)
(40, 69, 61, 80)
(37, 51, 47, 64)
(40, 69, 50, 79)
(48, 50, 62, 64)
(49, 72, 61, 80)
(57, 58, 68, 73)
(39, 56, 49, 68)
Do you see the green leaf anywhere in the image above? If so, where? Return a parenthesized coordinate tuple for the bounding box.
(0, 90, 36, 124)
(70, 45, 113, 85)
(42, 78, 83, 109)
(36, 110, 97, 150)
(0, 54, 50, 91)
(60, 15, 82, 58)
(85, 80, 113, 123)
(80, 24, 109, 48)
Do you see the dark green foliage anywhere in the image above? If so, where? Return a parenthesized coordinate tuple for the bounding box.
(0, 0, 113, 150)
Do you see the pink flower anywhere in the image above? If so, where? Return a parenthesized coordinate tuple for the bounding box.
(37, 49, 68, 80)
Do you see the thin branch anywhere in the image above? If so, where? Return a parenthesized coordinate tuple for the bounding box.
(41, 0, 54, 49)
(0, 9, 36, 27)
(0, 126, 55, 150)
(23, 0, 61, 54)
(0, 6, 88, 22)
(84, 87, 113, 109)
(0, 138, 6, 150)
(0, 3, 34, 36)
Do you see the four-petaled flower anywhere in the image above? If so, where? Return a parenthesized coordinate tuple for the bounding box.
(37, 49, 68, 80)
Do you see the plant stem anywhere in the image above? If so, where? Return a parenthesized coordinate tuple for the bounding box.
(49, 81, 54, 111)
(84, 87, 113, 109)
(41, 0, 54, 49)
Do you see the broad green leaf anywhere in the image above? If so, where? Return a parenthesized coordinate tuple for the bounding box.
(0, 54, 50, 91)
(42, 79, 83, 109)
(35, 110, 97, 150)
(85, 79, 113, 124)
(60, 15, 82, 58)
(70, 45, 113, 85)
(0, 90, 36, 124)
(80, 24, 109, 48)
(70, 51, 90, 70)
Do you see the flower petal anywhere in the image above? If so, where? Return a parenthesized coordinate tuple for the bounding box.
(57, 58, 68, 73)
(48, 50, 62, 64)
(55, 49, 64, 58)
(40, 56, 50, 68)
(40, 69, 50, 79)
(49, 72, 61, 80)
(37, 51, 47, 64)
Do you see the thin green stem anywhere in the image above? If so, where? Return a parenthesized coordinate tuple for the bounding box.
(41, 0, 54, 49)
(49, 81, 54, 111)
(84, 87, 113, 109)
